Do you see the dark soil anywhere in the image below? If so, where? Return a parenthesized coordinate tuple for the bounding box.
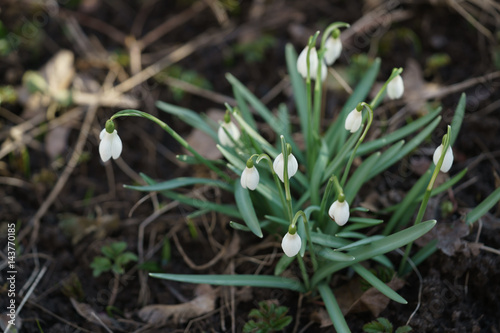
(1, 0, 500, 332)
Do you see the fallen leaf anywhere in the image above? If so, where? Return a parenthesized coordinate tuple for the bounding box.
(70, 298, 114, 328)
(185, 109, 224, 160)
(45, 125, 71, 159)
(138, 284, 217, 325)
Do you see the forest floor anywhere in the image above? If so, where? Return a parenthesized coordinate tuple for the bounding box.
(1, 0, 500, 332)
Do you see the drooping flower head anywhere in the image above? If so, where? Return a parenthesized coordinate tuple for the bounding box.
(99, 119, 122, 162)
(345, 104, 363, 133)
(241, 158, 259, 190)
(433, 144, 454, 173)
(218, 112, 240, 147)
(281, 224, 302, 257)
(273, 152, 298, 183)
(297, 46, 327, 82)
(323, 29, 342, 65)
(387, 74, 404, 100)
(328, 194, 350, 226)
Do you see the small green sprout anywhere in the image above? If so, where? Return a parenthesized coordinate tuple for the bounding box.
(363, 317, 412, 333)
(90, 241, 138, 277)
(243, 301, 292, 333)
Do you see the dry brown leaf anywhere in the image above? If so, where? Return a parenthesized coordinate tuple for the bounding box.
(45, 125, 71, 159)
(138, 284, 217, 325)
(335, 276, 405, 317)
(70, 298, 114, 328)
(185, 109, 224, 160)
(58, 213, 120, 244)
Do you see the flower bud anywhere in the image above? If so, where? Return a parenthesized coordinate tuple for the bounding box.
(387, 74, 404, 100)
(218, 121, 240, 147)
(328, 199, 350, 226)
(433, 144, 454, 173)
(281, 231, 301, 257)
(345, 109, 362, 133)
(297, 46, 327, 82)
(240, 165, 259, 190)
(99, 127, 122, 162)
(273, 153, 298, 183)
(324, 36, 342, 65)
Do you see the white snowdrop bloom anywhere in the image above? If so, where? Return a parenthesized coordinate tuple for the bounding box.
(328, 200, 350, 226)
(99, 128, 122, 162)
(218, 121, 240, 147)
(387, 74, 404, 100)
(281, 232, 302, 257)
(273, 153, 299, 183)
(297, 46, 327, 82)
(345, 109, 362, 133)
(324, 36, 342, 65)
(240, 165, 259, 190)
(433, 144, 454, 173)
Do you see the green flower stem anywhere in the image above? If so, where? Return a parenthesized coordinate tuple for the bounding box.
(281, 136, 294, 221)
(296, 254, 310, 291)
(369, 67, 403, 108)
(110, 110, 231, 182)
(257, 154, 290, 221)
(398, 126, 452, 275)
(306, 33, 319, 172)
(319, 22, 350, 51)
(340, 102, 374, 187)
(293, 210, 318, 271)
(319, 176, 336, 229)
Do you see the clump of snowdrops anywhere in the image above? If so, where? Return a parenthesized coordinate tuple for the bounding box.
(98, 22, 467, 331)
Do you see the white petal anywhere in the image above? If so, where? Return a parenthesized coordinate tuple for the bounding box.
(110, 131, 122, 159)
(218, 122, 240, 147)
(297, 47, 319, 80)
(99, 133, 112, 162)
(99, 128, 106, 140)
(324, 37, 342, 65)
(345, 110, 362, 133)
(241, 166, 259, 190)
(273, 153, 285, 182)
(328, 200, 350, 226)
(281, 232, 302, 257)
(387, 74, 404, 100)
(287, 154, 298, 178)
(433, 144, 454, 173)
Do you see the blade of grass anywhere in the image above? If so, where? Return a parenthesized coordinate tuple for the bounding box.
(318, 283, 351, 333)
(466, 186, 500, 225)
(352, 263, 407, 304)
(235, 181, 263, 238)
(125, 177, 233, 192)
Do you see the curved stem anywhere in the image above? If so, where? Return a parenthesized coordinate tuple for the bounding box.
(257, 153, 289, 220)
(340, 102, 374, 187)
(110, 110, 230, 181)
(370, 67, 403, 108)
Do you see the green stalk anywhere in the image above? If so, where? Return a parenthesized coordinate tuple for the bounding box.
(293, 210, 318, 271)
(257, 154, 290, 221)
(369, 67, 403, 108)
(398, 126, 452, 275)
(110, 110, 230, 182)
(340, 102, 373, 187)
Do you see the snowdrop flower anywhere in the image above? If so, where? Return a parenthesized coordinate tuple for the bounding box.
(324, 34, 342, 65)
(297, 46, 327, 82)
(387, 74, 404, 100)
(345, 108, 362, 133)
(99, 120, 122, 162)
(218, 116, 240, 147)
(328, 198, 350, 226)
(273, 152, 298, 183)
(433, 144, 454, 173)
(240, 160, 259, 190)
(281, 227, 301, 257)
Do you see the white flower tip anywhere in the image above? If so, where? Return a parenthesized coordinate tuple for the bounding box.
(273, 153, 298, 183)
(99, 129, 122, 162)
(345, 109, 362, 133)
(281, 232, 302, 257)
(328, 200, 350, 226)
(218, 121, 241, 147)
(241, 166, 259, 190)
(324, 37, 342, 65)
(387, 74, 404, 100)
(433, 144, 454, 173)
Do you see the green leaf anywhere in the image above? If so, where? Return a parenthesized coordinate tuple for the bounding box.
(317, 247, 356, 262)
(285, 44, 308, 143)
(357, 107, 441, 156)
(311, 232, 350, 248)
(156, 101, 217, 140)
(125, 177, 233, 193)
(116, 252, 138, 266)
(150, 273, 306, 293)
(335, 235, 385, 251)
(449, 93, 466, 147)
(90, 257, 112, 277)
(345, 152, 381, 204)
(312, 220, 436, 286)
(235, 181, 263, 238)
(395, 325, 413, 333)
(310, 139, 329, 206)
(466, 186, 500, 225)
(318, 283, 351, 333)
(352, 264, 407, 304)
(324, 58, 381, 156)
(274, 254, 295, 276)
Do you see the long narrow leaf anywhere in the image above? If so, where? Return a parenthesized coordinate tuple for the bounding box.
(150, 273, 306, 293)
(466, 186, 500, 225)
(450, 93, 466, 147)
(235, 181, 263, 238)
(318, 283, 351, 333)
(285, 44, 308, 141)
(344, 152, 381, 204)
(312, 220, 436, 286)
(125, 177, 233, 193)
(352, 263, 407, 304)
